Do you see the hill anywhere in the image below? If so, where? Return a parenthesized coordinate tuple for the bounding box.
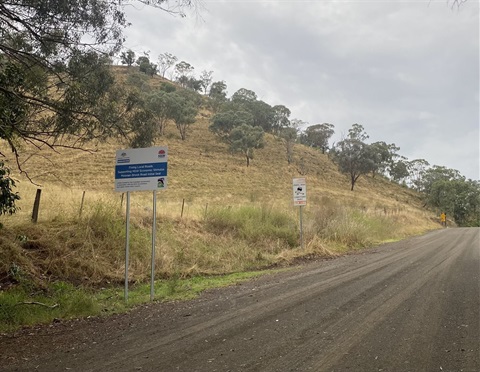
(0, 67, 441, 329)
(2, 68, 431, 211)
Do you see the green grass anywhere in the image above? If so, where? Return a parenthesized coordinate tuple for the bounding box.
(0, 271, 270, 332)
(0, 281, 97, 332)
(205, 204, 298, 248)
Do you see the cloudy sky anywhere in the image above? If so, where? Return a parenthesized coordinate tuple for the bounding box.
(122, 0, 479, 180)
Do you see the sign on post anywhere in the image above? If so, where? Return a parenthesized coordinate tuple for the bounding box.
(293, 178, 306, 250)
(293, 177, 307, 206)
(115, 146, 168, 302)
(115, 146, 168, 192)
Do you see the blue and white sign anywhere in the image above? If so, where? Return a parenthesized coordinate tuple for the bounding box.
(115, 146, 168, 192)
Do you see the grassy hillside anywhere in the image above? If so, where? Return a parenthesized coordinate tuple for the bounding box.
(1, 112, 433, 225)
(0, 68, 439, 331)
(0, 68, 441, 329)
(1, 107, 428, 214)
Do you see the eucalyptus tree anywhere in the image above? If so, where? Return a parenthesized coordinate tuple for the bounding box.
(129, 108, 156, 148)
(145, 90, 176, 136)
(407, 159, 431, 191)
(279, 127, 298, 164)
(420, 165, 463, 194)
(199, 70, 214, 95)
(332, 124, 373, 191)
(120, 50, 136, 67)
(229, 124, 265, 167)
(366, 141, 400, 178)
(136, 55, 158, 76)
(300, 123, 335, 154)
(209, 110, 254, 142)
(1, 1, 126, 161)
(0, 0, 197, 212)
(0, 0, 198, 160)
(169, 90, 198, 140)
(208, 81, 228, 112)
(231, 88, 275, 132)
(174, 61, 194, 85)
(184, 77, 203, 92)
(158, 52, 178, 78)
(209, 110, 264, 166)
(231, 88, 257, 104)
(272, 105, 291, 136)
(389, 157, 410, 183)
(427, 177, 479, 226)
(250, 100, 275, 132)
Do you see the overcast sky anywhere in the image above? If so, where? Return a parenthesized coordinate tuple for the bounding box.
(122, 0, 479, 180)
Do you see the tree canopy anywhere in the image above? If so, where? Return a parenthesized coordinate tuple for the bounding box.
(0, 0, 197, 213)
(299, 123, 334, 154)
(0, 0, 197, 160)
(332, 124, 373, 191)
(1, 1, 127, 158)
(229, 124, 264, 167)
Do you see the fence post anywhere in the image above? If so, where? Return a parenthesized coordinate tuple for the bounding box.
(31, 189, 42, 223)
(79, 191, 86, 217)
(181, 198, 185, 219)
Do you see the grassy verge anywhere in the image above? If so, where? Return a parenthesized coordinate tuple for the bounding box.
(0, 271, 269, 333)
(0, 197, 438, 331)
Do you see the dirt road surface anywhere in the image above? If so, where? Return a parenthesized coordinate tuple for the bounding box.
(1, 228, 479, 371)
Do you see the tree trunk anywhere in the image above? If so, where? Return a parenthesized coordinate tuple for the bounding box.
(246, 154, 250, 167)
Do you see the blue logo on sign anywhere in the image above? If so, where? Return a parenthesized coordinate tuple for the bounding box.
(118, 152, 130, 164)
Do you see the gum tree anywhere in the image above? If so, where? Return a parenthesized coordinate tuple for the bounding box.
(0, 0, 197, 212)
(332, 124, 373, 191)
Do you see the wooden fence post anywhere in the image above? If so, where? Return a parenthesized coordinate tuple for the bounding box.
(79, 191, 86, 217)
(31, 189, 42, 223)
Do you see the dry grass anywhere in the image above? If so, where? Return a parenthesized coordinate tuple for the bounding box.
(0, 68, 440, 290)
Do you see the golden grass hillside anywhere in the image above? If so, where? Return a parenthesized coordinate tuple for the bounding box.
(0, 67, 440, 289)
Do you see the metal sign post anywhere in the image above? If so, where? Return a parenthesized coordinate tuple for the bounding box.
(115, 147, 168, 302)
(299, 205, 304, 250)
(293, 178, 307, 250)
(125, 191, 131, 302)
(150, 190, 157, 301)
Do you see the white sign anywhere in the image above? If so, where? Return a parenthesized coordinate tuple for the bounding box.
(293, 177, 307, 206)
(115, 146, 168, 192)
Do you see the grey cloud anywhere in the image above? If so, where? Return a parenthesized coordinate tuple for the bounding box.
(122, 0, 479, 179)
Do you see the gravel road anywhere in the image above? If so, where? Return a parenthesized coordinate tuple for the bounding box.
(1, 227, 479, 372)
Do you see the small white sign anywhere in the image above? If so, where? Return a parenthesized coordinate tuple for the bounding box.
(293, 177, 307, 206)
(115, 146, 168, 192)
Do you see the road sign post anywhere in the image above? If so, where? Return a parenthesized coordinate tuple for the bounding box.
(124, 191, 130, 302)
(293, 178, 307, 250)
(115, 146, 168, 302)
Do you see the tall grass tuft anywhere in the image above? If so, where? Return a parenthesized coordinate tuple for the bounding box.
(0, 200, 152, 288)
(305, 198, 408, 249)
(205, 204, 298, 248)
